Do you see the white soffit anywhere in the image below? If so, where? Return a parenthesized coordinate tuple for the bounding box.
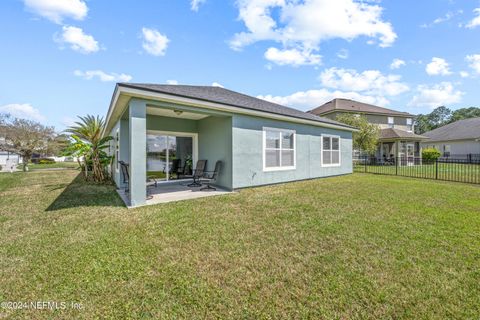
(146, 106, 209, 120)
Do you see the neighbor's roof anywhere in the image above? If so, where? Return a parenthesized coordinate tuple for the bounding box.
(379, 128, 429, 140)
(309, 98, 414, 117)
(423, 117, 480, 142)
(117, 83, 355, 130)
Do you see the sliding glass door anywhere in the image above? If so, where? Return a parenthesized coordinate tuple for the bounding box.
(147, 133, 194, 181)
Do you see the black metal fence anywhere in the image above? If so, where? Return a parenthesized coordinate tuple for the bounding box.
(354, 156, 480, 184)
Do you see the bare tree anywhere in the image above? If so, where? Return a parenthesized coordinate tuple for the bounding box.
(0, 116, 57, 171)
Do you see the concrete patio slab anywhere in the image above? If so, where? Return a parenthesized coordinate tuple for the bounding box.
(117, 180, 232, 207)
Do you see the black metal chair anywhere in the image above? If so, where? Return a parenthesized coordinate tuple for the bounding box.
(119, 160, 130, 192)
(166, 159, 182, 179)
(199, 161, 222, 191)
(119, 161, 157, 195)
(187, 160, 207, 187)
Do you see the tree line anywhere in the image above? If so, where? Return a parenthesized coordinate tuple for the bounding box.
(0, 113, 113, 183)
(415, 106, 480, 134)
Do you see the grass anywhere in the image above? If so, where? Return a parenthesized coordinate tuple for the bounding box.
(0, 170, 479, 319)
(354, 162, 480, 184)
(17, 162, 80, 171)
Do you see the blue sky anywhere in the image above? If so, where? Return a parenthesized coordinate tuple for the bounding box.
(1, 0, 480, 130)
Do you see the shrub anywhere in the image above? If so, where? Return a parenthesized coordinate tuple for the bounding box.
(38, 158, 56, 164)
(422, 148, 441, 162)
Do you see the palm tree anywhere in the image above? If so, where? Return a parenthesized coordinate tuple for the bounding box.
(66, 115, 112, 182)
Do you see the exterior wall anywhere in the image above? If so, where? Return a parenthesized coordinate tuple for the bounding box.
(147, 115, 198, 133)
(0, 152, 22, 165)
(324, 111, 412, 132)
(422, 139, 480, 156)
(198, 116, 233, 190)
(231, 114, 352, 189)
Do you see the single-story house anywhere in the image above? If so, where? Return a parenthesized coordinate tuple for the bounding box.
(102, 83, 356, 207)
(421, 117, 480, 160)
(0, 151, 22, 168)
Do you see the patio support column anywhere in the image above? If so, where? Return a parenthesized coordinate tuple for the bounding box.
(128, 99, 147, 207)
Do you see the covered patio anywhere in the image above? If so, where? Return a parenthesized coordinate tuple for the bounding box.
(105, 85, 233, 207)
(116, 180, 231, 207)
(375, 128, 429, 165)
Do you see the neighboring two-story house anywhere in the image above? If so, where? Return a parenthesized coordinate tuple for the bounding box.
(309, 98, 428, 164)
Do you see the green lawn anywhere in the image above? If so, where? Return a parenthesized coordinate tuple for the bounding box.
(1, 170, 479, 319)
(354, 162, 480, 184)
(17, 162, 80, 171)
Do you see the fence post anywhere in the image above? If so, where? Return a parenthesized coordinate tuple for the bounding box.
(395, 156, 398, 176)
(365, 155, 367, 173)
(435, 158, 438, 180)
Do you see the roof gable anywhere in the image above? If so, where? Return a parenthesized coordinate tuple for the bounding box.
(309, 98, 413, 117)
(423, 117, 480, 142)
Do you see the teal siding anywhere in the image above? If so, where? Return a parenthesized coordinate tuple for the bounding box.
(198, 116, 233, 190)
(232, 114, 352, 189)
(147, 115, 198, 132)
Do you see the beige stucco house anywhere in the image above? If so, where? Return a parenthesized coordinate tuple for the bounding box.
(309, 98, 428, 164)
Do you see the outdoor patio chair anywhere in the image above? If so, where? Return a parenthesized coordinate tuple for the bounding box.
(199, 161, 222, 191)
(119, 161, 158, 194)
(163, 159, 183, 179)
(187, 160, 207, 187)
(119, 160, 130, 192)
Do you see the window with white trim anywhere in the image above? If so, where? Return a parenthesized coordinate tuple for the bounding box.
(387, 117, 394, 128)
(322, 135, 341, 166)
(263, 128, 295, 170)
(406, 118, 413, 132)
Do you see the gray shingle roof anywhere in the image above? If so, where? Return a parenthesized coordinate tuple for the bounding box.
(379, 128, 428, 140)
(423, 117, 480, 142)
(309, 98, 414, 117)
(118, 83, 354, 130)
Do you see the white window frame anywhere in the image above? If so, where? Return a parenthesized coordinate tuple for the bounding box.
(406, 118, 413, 132)
(388, 116, 395, 128)
(262, 127, 296, 172)
(321, 134, 341, 167)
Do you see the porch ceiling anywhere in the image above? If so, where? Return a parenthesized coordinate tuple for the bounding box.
(146, 106, 209, 120)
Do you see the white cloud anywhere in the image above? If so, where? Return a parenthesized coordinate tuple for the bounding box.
(390, 58, 406, 69)
(191, 0, 206, 11)
(460, 71, 470, 78)
(336, 49, 349, 59)
(74, 70, 132, 82)
(466, 54, 480, 74)
(24, 0, 88, 24)
(258, 89, 389, 110)
(211, 82, 224, 88)
(466, 8, 480, 29)
(408, 82, 463, 108)
(425, 57, 452, 76)
(166, 80, 179, 85)
(264, 47, 321, 66)
(319, 67, 409, 96)
(230, 0, 396, 66)
(141, 27, 169, 56)
(57, 26, 99, 54)
(421, 10, 463, 28)
(0, 103, 46, 122)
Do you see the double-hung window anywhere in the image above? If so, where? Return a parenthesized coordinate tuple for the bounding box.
(406, 118, 413, 132)
(263, 128, 295, 171)
(388, 117, 395, 128)
(322, 135, 341, 167)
